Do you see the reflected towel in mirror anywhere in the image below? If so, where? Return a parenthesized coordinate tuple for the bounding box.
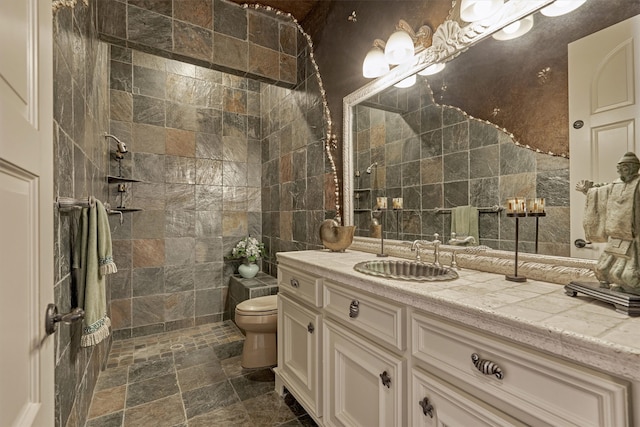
(451, 205, 479, 245)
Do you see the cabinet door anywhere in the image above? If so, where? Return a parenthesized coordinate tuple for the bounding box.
(323, 318, 404, 427)
(411, 368, 527, 427)
(278, 294, 322, 417)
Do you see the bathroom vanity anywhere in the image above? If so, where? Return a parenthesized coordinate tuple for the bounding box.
(274, 247, 640, 427)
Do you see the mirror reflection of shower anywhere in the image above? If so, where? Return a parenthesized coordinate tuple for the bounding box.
(104, 133, 128, 158)
(366, 162, 377, 174)
(104, 133, 128, 177)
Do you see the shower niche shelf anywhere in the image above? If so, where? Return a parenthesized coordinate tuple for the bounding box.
(108, 175, 140, 183)
(111, 207, 142, 212)
(107, 175, 142, 212)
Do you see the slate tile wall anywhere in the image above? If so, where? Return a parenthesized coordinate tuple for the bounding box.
(53, 2, 111, 427)
(107, 49, 263, 339)
(95, 0, 331, 332)
(96, 0, 297, 86)
(259, 46, 332, 275)
(355, 83, 570, 257)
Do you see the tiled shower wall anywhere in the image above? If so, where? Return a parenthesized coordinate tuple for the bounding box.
(97, 0, 298, 87)
(53, 2, 111, 427)
(106, 47, 264, 339)
(354, 83, 570, 256)
(259, 52, 333, 276)
(102, 0, 331, 336)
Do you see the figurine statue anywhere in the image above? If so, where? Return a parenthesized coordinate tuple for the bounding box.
(576, 152, 640, 295)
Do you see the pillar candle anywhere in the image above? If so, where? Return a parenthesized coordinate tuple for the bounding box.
(376, 197, 388, 209)
(392, 198, 403, 209)
(527, 197, 545, 214)
(506, 197, 526, 214)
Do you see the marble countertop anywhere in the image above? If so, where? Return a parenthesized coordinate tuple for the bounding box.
(277, 249, 640, 382)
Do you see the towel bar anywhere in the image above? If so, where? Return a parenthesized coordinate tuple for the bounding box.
(433, 205, 503, 214)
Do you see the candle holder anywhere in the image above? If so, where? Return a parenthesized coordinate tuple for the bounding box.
(376, 209, 388, 257)
(528, 211, 546, 254)
(505, 197, 527, 282)
(527, 198, 546, 254)
(376, 196, 388, 257)
(506, 212, 527, 282)
(392, 198, 403, 239)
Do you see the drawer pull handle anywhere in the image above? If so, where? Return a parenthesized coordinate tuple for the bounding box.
(349, 300, 360, 318)
(419, 397, 434, 418)
(379, 371, 391, 388)
(290, 278, 300, 288)
(307, 322, 314, 333)
(471, 353, 504, 379)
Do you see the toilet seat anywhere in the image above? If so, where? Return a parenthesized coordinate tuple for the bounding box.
(236, 295, 278, 316)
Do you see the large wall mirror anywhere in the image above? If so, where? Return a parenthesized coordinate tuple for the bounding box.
(343, 0, 640, 260)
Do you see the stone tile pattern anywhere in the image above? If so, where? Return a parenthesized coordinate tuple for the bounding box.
(228, 273, 279, 320)
(260, 46, 333, 275)
(97, 0, 298, 86)
(107, 47, 267, 339)
(85, 321, 317, 427)
(354, 84, 570, 257)
(53, 2, 112, 427)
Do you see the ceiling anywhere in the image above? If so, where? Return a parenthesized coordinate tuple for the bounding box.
(227, 0, 323, 22)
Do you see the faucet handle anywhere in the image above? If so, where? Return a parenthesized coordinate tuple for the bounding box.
(450, 251, 459, 270)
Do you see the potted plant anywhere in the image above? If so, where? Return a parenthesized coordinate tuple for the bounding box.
(230, 236, 266, 279)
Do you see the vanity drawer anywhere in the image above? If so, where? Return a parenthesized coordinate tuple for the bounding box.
(278, 266, 323, 308)
(411, 311, 629, 427)
(323, 280, 406, 352)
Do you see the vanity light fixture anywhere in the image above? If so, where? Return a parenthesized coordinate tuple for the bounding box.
(540, 0, 587, 17)
(363, 20, 432, 81)
(460, 0, 504, 23)
(384, 20, 432, 65)
(362, 39, 389, 78)
(492, 15, 534, 40)
(418, 62, 446, 76)
(394, 74, 417, 88)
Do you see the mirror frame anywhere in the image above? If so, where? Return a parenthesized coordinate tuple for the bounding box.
(342, 0, 598, 282)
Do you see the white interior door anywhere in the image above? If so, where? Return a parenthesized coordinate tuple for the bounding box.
(0, 0, 54, 426)
(569, 14, 640, 259)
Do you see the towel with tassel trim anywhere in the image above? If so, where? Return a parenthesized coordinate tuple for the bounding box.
(72, 199, 116, 347)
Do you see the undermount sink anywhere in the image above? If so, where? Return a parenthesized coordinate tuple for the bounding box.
(354, 260, 459, 282)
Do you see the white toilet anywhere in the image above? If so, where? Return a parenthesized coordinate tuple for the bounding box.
(234, 295, 278, 368)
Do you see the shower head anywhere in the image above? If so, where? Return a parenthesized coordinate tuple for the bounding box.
(366, 162, 378, 174)
(104, 133, 128, 158)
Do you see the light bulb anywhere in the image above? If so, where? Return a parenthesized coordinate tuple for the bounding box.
(418, 62, 446, 76)
(460, 0, 504, 22)
(540, 0, 587, 17)
(492, 15, 534, 41)
(385, 29, 415, 65)
(363, 46, 389, 78)
(394, 74, 416, 88)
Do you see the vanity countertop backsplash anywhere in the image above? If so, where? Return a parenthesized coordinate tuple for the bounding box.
(277, 249, 640, 382)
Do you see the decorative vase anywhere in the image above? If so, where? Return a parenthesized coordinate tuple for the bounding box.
(238, 261, 259, 279)
(319, 219, 356, 252)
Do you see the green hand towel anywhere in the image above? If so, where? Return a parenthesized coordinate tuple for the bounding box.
(451, 205, 479, 245)
(72, 199, 116, 347)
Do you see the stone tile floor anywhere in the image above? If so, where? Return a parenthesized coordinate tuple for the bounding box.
(85, 321, 317, 426)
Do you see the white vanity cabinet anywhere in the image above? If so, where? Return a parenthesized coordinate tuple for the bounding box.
(322, 279, 407, 427)
(411, 368, 527, 427)
(275, 252, 633, 427)
(411, 310, 630, 427)
(275, 266, 323, 420)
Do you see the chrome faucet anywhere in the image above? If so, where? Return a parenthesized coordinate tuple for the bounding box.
(448, 232, 477, 246)
(410, 240, 428, 261)
(410, 234, 441, 265)
(432, 233, 441, 266)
